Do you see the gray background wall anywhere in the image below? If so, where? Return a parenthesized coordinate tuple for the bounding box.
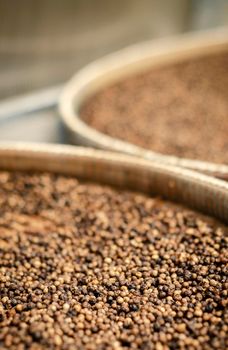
(1, 0, 227, 100)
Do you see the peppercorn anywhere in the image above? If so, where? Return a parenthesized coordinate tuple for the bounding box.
(0, 170, 227, 350)
(81, 51, 228, 164)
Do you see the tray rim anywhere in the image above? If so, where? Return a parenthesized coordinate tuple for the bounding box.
(0, 141, 227, 224)
(0, 85, 61, 122)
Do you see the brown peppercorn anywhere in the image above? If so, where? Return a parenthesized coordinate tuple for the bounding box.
(0, 171, 227, 349)
(81, 51, 228, 164)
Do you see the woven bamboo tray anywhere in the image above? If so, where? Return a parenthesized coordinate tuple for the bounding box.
(59, 27, 228, 180)
(0, 142, 227, 224)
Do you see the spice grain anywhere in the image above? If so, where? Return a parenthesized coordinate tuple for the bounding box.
(0, 171, 227, 349)
(81, 51, 228, 164)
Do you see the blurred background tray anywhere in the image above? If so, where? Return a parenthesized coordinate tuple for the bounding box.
(0, 87, 63, 143)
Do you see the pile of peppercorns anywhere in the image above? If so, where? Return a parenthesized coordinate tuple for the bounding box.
(81, 51, 228, 164)
(0, 171, 227, 349)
